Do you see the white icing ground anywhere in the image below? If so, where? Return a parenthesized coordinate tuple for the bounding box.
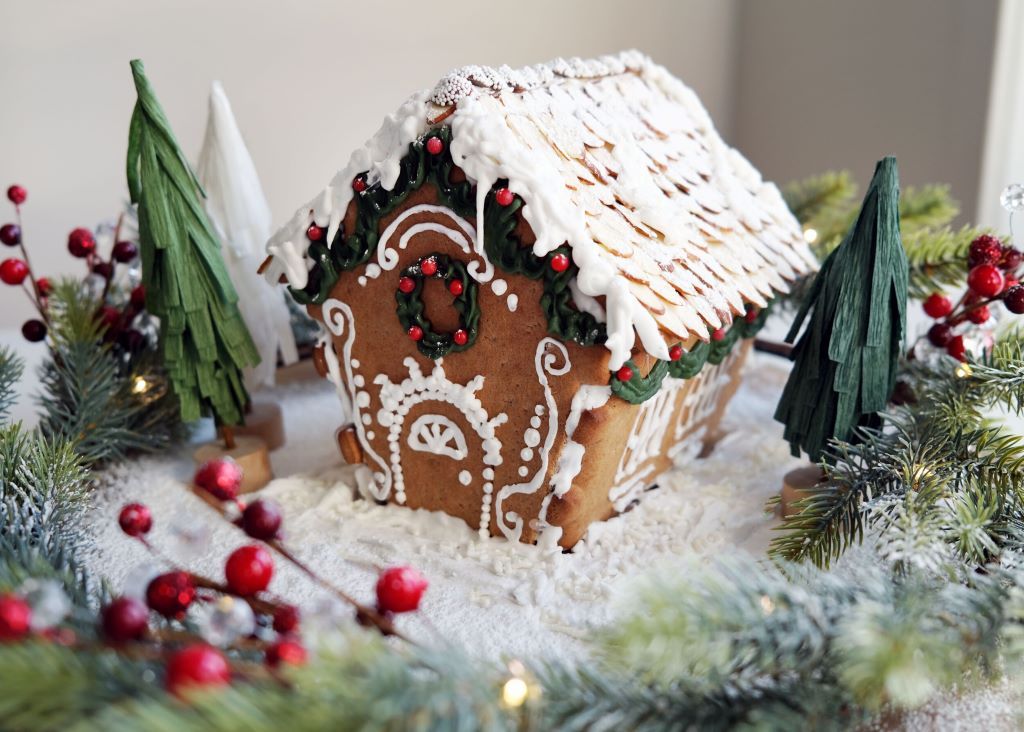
(78, 353, 1016, 726)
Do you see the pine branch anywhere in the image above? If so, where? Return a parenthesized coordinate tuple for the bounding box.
(0, 346, 23, 423)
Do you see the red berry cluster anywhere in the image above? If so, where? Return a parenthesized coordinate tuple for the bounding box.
(2, 184, 145, 347)
(922, 235, 1023, 361)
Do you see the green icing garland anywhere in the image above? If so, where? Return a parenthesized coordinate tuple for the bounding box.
(610, 305, 770, 404)
(395, 253, 479, 360)
(290, 126, 605, 349)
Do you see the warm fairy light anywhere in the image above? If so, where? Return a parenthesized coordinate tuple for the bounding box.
(130, 374, 167, 404)
(502, 677, 529, 708)
(955, 362, 973, 379)
(131, 375, 151, 395)
(759, 595, 775, 615)
(803, 228, 818, 244)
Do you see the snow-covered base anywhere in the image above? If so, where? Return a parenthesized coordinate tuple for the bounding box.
(81, 354, 1019, 727)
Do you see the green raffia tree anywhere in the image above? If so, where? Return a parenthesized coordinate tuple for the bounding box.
(127, 59, 259, 436)
(775, 157, 908, 462)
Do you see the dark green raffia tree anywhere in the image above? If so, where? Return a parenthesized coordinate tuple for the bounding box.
(775, 156, 908, 462)
(127, 59, 259, 433)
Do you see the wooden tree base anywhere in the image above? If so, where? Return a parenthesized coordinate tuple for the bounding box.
(193, 434, 273, 494)
(234, 400, 286, 451)
(779, 465, 826, 518)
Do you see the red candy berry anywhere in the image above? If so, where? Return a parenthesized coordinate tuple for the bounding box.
(306, 224, 323, 241)
(146, 572, 196, 619)
(266, 639, 308, 668)
(101, 597, 149, 643)
(352, 177, 367, 193)
(408, 325, 424, 341)
(425, 136, 444, 155)
(130, 284, 146, 309)
(947, 334, 967, 361)
(118, 503, 152, 537)
(711, 328, 726, 342)
(615, 365, 634, 382)
(6, 185, 26, 206)
(420, 257, 438, 276)
(375, 566, 428, 614)
(67, 228, 96, 258)
(397, 276, 416, 294)
(21, 320, 46, 342)
(273, 604, 300, 634)
(550, 253, 570, 272)
(0, 258, 28, 285)
(968, 304, 990, 324)
(968, 235, 1003, 267)
(1004, 285, 1024, 314)
(0, 594, 31, 641)
(225, 545, 274, 596)
(927, 322, 954, 347)
(241, 499, 283, 541)
(494, 188, 515, 207)
(922, 293, 953, 319)
(194, 458, 243, 501)
(967, 264, 1005, 298)
(0, 223, 20, 246)
(453, 329, 469, 346)
(448, 279, 463, 296)
(668, 345, 683, 361)
(112, 240, 138, 263)
(1001, 247, 1022, 271)
(165, 644, 231, 697)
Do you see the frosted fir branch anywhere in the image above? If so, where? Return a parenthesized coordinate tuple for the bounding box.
(0, 347, 23, 423)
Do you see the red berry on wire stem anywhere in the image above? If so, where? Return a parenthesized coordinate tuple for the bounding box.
(165, 644, 231, 697)
(92, 261, 114, 280)
(118, 503, 153, 537)
(146, 572, 196, 619)
(112, 240, 138, 263)
(968, 235, 1003, 267)
(241, 499, 283, 541)
(194, 458, 243, 501)
(101, 597, 149, 643)
(130, 285, 146, 310)
(266, 639, 308, 668)
(967, 305, 990, 324)
(927, 322, 954, 347)
(67, 228, 96, 258)
(35, 277, 51, 297)
(0, 594, 31, 641)
(922, 293, 953, 319)
(0, 258, 28, 285)
(0, 223, 20, 246)
(946, 334, 967, 361)
(967, 264, 1005, 298)
(6, 186, 26, 206)
(225, 545, 274, 596)
(1004, 285, 1024, 314)
(273, 604, 300, 634)
(375, 566, 428, 614)
(1001, 247, 1022, 271)
(21, 320, 46, 342)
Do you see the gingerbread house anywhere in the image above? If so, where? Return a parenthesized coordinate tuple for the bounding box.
(263, 51, 816, 548)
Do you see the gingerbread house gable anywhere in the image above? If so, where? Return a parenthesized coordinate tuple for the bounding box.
(265, 52, 816, 547)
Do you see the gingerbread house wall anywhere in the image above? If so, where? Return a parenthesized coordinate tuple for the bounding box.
(311, 183, 750, 548)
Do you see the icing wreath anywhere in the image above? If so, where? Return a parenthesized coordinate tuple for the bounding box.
(395, 252, 480, 359)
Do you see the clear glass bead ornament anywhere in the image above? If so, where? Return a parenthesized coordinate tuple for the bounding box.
(195, 595, 256, 646)
(168, 521, 211, 562)
(305, 595, 347, 649)
(122, 561, 161, 600)
(18, 578, 71, 631)
(1001, 183, 1024, 212)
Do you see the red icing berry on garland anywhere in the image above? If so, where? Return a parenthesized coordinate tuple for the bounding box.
(494, 188, 514, 207)
(118, 503, 152, 537)
(67, 228, 96, 258)
(225, 545, 274, 596)
(6, 185, 27, 206)
(112, 240, 138, 263)
(408, 325, 424, 341)
(0, 594, 31, 641)
(550, 253, 570, 272)
(146, 572, 196, 619)
(425, 136, 444, 155)
(376, 566, 428, 614)
(711, 328, 726, 342)
(922, 293, 953, 319)
(668, 345, 683, 361)
(420, 257, 438, 276)
(0, 223, 20, 246)
(101, 597, 149, 643)
(398, 276, 416, 294)
(352, 176, 367, 193)
(21, 320, 46, 343)
(1004, 285, 1024, 314)
(744, 307, 759, 324)
(927, 322, 954, 347)
(453, 329, 468, 346)
(967, 304, 990, 324)
(306, 224, 323, 241)
(273, 604, 300, 635)
(448, 279, 463, 296)
(165, 644, 231, 697)
(0, 258, 28, 285)
(968, 235, 1003, 267)
(967, 264, 1005, 297)
(266, 639, 308, 668)
(615, 365, 634, 382)
(946, 334, 967, 361)
(194, 458, 243, 501)
(241, 499, 282, 541)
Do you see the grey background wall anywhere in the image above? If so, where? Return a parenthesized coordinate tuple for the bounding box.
(0, 0, 1001, 328)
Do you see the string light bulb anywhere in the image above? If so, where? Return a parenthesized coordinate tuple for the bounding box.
(501, 660, 537, 708)
(131, 375, 150, 395)
(954, 362, 973, 379)
(803, 228, 818, 244)
(129, 373, 167, 405)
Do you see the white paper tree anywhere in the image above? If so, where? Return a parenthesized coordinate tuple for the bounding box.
(196, 81, 297, 390)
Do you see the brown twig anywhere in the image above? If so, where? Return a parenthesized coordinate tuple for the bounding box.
(13, 205, 50, 325)
(753, 338, 794, 359)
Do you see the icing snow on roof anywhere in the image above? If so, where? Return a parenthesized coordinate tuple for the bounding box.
(266, 51, 817, 369)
